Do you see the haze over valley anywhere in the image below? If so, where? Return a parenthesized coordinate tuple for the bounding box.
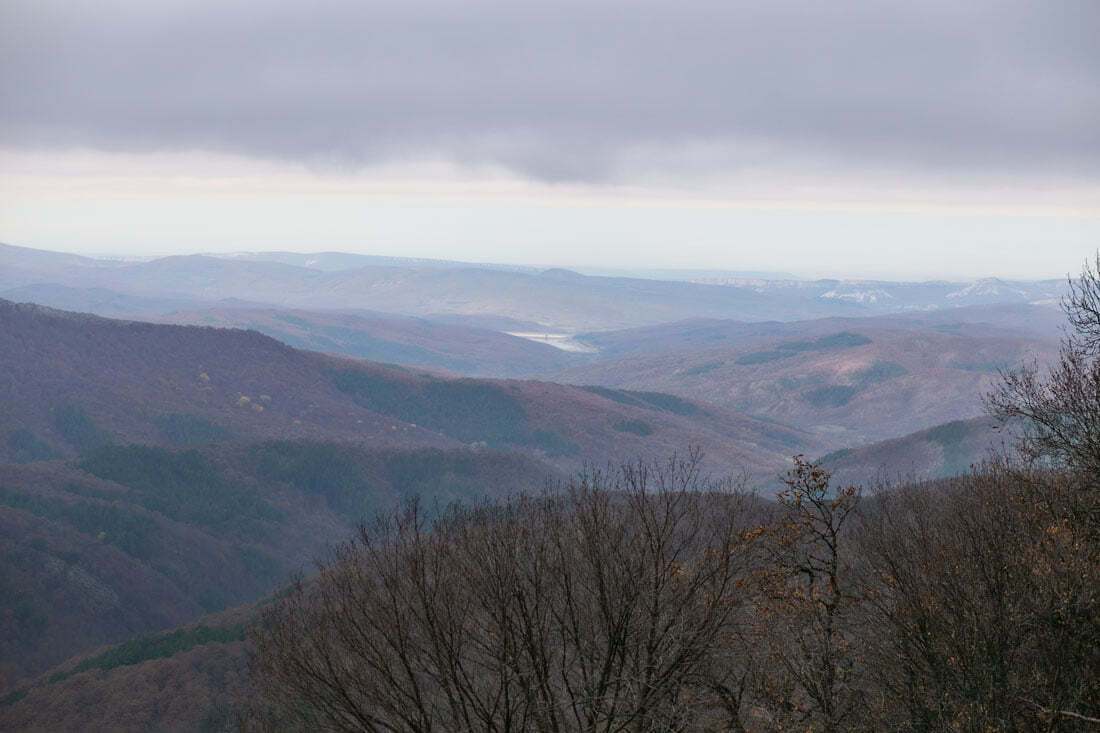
(0, 240, 1077, 729)
(1, 0, 1096, 729)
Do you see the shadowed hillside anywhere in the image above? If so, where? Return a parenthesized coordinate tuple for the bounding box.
(0, 299, 817, 478)
(0, 442, 554, 688)
(816, 417, 1005, 485)
(0, 605, 253, 732)
(4, 458, 1095, 732)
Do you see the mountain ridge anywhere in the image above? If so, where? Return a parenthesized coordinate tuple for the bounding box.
(1, 242, 1069, 331)
(0, 298, 815, 478)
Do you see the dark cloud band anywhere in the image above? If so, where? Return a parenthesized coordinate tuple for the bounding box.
(1, 0, 1097, 182)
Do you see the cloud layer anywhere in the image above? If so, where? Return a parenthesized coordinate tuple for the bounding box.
(2, 0, 1097, 183)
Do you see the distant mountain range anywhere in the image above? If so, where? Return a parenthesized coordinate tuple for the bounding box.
(156, 306, 578, 378)
(209, 250, 803, 281)
(0, 242, 1067, 331)
(1, 240, 1061, 452)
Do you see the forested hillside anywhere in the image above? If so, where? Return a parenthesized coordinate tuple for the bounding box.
(556, 321, 1056, 445)
(0, 442, 553, 687)
(160, 307, 581, 378)
(817, 416, 1004, 484)
(4, 456, 1096, 732)
(0, 299, 816, 479)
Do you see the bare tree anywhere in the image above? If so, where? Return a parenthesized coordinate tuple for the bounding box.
(988, 253, 1100, 489)
(246, 453, 765, 732)
(1065, 254, 1100, 357)
(856, 465, 1100, 732)
(244, 449, 1099, 731)
(749, 457, 864, 733)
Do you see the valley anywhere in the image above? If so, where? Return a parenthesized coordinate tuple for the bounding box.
(2, 6, 1092, 725)
(0, 243, 1071, 729)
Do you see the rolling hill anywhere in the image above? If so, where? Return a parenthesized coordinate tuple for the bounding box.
(0, 282, 229, 322)
(0, 410, 1029, 733)
(0, 443, 554, 689)
(0, 298, 816, 478)
(554, 320, 1057, 447)
(157, 306, 582, 378)
(0, 245, 1063, 725)
(0, 603, 254, 731)
(816, 417, 1007, 486)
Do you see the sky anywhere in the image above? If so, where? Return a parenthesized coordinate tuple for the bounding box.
(1, 0, 1097, 280)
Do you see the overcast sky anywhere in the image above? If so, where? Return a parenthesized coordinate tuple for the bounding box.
(1, 0, 1097, 279)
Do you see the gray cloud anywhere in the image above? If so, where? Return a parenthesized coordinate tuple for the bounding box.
(1, 0, 1097, 182)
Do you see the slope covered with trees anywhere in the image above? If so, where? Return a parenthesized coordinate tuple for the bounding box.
(0, 299, 817, 479)
(240, 460, 1096, 731)
(0, 442, 553, 689)
(555, 320, 1056, 446)
(6, 452, 1095, 731)
(160, 307, 581, 378)
(816, 416, 1003, 485)
(0, 259, 1089, 730)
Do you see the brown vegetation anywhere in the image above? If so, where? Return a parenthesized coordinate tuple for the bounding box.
(989, 253, 1100, 484)
(240, 457, 1098, 731)
(248, 454, 762, 731)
